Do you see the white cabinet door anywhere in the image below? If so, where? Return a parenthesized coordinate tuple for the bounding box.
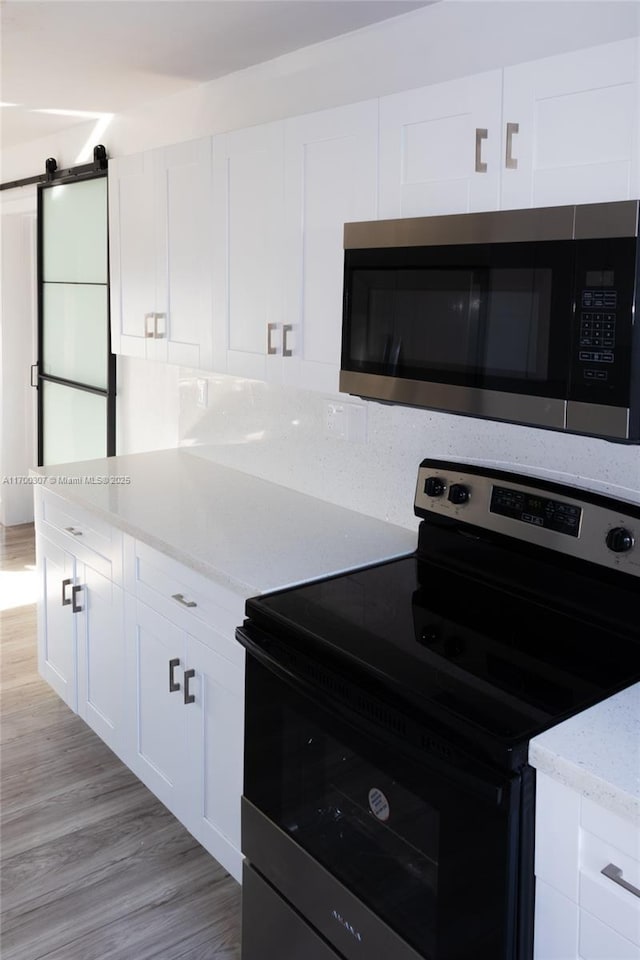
(155, 138, 214, 369)
(125, 596, 190, 820)
(379, 70, 503, 219)
(283, 100, 378, 394)
(212, 122, 285, 381)
(76, 561, 125, 759)
(185, 633, 244, 882)
(108, 151, 157, 358)
(36, 534, 77, 710)
(502, 38, 640, 209)
(109, 138, 215, 370)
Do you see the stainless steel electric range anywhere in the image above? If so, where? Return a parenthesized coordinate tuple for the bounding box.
(236, 459, 640, 960)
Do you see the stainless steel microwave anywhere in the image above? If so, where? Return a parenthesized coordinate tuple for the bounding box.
(340, 200, 640, 442)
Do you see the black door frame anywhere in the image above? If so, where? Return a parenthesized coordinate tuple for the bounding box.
(36, 168, 116, 466)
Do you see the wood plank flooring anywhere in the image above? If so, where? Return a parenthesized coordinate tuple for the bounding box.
(0, 523, 242, 960)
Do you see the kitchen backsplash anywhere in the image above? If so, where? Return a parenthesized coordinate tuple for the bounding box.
(178, 370, 640, 531)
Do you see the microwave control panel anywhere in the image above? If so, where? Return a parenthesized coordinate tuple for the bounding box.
(569, 237, 636, 408)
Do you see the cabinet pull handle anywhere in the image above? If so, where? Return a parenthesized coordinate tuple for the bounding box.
(169, 658, 181, 692)
(505, 122, 519, 170)
(171, 593, 197, 608)
(72, 584, 83, 614)
(145, 313, 155, 338)
(62, 578, 72, 606)
(283, 324, 293, 358)
(267, 323, 278, 356)
(184, 669, 195, 704)
(30, 363, 39, 388)
(601, 863, 640, 899)
(154, 313, 166, 339)
(475, 128, 488, 173)
(65, 526, 83, 536)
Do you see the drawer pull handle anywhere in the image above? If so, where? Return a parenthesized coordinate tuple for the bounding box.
(65, 527, 83, 536)
(171, 593, 197, 608)
(601, 863, 640, 899)
(184, 669, 195, 705)
(72, 584, 83, 614)
(169, 658, 181, 693)
(283, 324, 293, 357)
(62, 578, 72, 606)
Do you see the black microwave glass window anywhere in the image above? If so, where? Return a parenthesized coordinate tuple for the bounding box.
(348, 265, 552, 382)
(342, 239, 574, 399)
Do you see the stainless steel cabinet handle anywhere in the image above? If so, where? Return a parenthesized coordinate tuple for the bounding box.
(601, 863, 640, 899)
(145, 313, 155, 338)
(267, 323, 278, 356)
(184, 669, 195, 705)
(62, 578, 72, 606)
(171, 593, 197, 608)
(475, 128, 488, 173)
(169, 658, 181, 692)
(65, 526, 83, 536)
(283, 324, 293, 358)
(71, 584, 83, 614)
(154, 313, 166, 339)
(505, 122, 519, 170)
(30, 363, 38, 388)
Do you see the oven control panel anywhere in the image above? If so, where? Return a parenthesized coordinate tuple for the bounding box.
(414, 460, 640, 577)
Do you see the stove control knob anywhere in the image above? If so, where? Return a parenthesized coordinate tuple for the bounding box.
(448, 483, 470, 505)
(425, 476, 445, 498)
(606, 527, 635, 553)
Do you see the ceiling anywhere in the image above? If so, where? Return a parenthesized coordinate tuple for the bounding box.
(0, 0, 432, 149)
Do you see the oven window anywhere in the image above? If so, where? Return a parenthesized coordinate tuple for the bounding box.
(244, 653, 524, 960)
(342, 240, 573, 397)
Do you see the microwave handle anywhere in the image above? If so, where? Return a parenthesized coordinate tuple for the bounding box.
(475, 128, 488, 173)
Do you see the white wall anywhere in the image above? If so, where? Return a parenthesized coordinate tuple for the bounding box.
(0, 190, 37, 525)
(2, 1, 640, 526)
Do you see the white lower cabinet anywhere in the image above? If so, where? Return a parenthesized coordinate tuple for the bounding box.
(124, 594, 244, 882)
(535, 771, 640, 960)
(37, 530, 126, 755)
(35, 493, 245, 884)
(37, 534, 78, 711)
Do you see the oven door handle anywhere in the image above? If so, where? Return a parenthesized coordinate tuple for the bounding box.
(237, 625, 514, 809)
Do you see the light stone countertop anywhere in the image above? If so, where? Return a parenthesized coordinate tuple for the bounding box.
(32, 448, 417, 598)
(529, 682, 640, 823)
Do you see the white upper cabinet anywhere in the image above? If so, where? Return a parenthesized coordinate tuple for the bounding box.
(282, 100, 379, 394)
(502, 38, 640, 209)
(109, 137, 214, 370)
(378, 71, 503, 219)
(212, 121, 285, 382)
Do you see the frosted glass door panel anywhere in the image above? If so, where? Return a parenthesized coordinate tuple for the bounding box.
(42, 283, 108, 389)
(42, 178, 108, 283)
(42, 381, 106, 465)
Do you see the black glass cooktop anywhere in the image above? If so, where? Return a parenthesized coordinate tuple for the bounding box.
(244, 541, 640, 767)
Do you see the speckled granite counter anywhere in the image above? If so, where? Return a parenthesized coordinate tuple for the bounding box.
(31, 448, 417, 598)
(529, 682, 640, 823)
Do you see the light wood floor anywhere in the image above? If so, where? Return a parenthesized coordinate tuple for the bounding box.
(0, 523, 242, 960)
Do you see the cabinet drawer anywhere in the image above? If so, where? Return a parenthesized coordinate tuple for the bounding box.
(579, 908, 640, 960)
(580, 829, 640, 946)
(127, 540, 245, 664)
(36, 489, 123, 583)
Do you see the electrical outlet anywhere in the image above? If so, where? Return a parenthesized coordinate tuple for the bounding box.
(196, 378, 208, 409)
(325, 401, 347, 440)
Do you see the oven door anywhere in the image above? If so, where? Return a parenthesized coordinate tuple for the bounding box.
(239, 625, 534, 960)
(341, 238, 574, 430)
